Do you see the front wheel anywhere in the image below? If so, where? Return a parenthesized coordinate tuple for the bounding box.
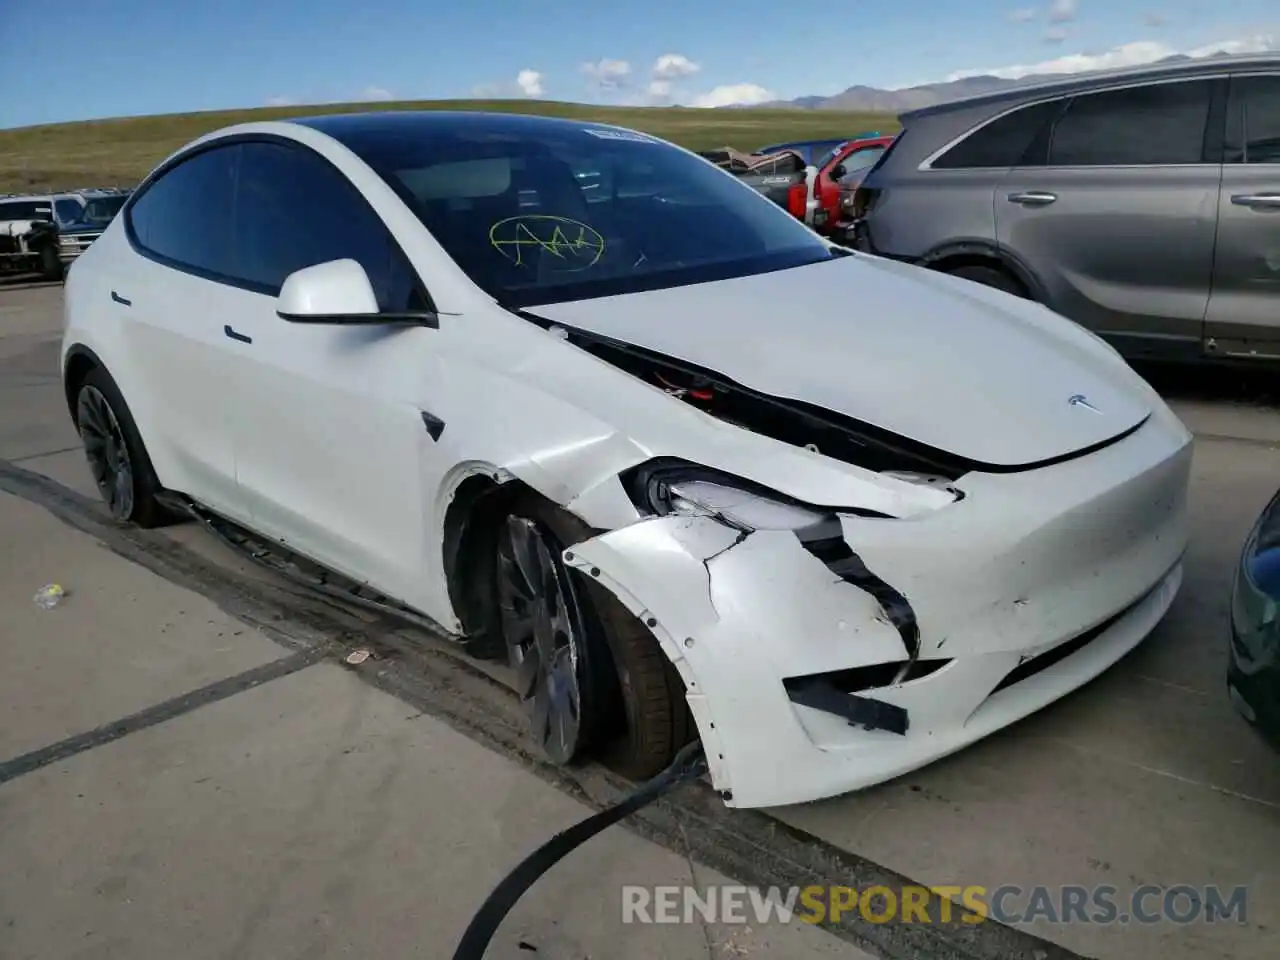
(492, 496, 696, 778)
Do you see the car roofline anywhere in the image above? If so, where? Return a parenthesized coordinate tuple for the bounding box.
(899, 52, 1280, 124)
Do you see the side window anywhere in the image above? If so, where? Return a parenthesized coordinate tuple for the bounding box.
(837, 147, 887, 180)
(233, 141, 425, 311)
(1225, 75, 1280, 164)
(932, 100, 1062, 169)
(127, 146, 238, 278)
(54, 199, 82, 224)
(1047, 80, 1214, 166)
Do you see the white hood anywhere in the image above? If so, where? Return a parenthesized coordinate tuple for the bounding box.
(529, 254, 1151, 468)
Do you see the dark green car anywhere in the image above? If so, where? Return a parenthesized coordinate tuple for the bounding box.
(1229, 487, 1280, 747)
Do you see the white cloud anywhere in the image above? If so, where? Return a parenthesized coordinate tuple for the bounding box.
(516, 69, 545, 97)
(1009, 7, 1036, 23)
(473, 70, 547, 98)
(946, 34, 1277, 82)
(1044, 27, 1068, 44)
(359, 86, 394, 101)
(647, 79, 673, 102)
(580, 58, 631, 89)
(652, 53, 700, 80)
(1047, 0, 1077, 23)
(266, 95, 297, 107)
(690, 83, 776, 108)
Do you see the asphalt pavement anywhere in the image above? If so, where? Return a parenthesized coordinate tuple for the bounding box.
(1, 282, 1277, 960)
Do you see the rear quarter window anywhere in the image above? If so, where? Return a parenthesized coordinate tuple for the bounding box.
(931, 100, 1063, 169)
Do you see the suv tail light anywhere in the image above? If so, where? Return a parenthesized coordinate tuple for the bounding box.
(787, 181, 807, 219)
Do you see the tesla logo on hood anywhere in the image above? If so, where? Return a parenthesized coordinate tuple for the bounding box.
(1068, 394, 1102, 413)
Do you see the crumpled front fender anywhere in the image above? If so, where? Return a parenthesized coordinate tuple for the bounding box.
(564, 514, 913, 806)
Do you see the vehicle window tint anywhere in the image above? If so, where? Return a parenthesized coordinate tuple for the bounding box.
(127, 146, 238, 277)
(1048, 80, 1213, 166)
(54, 199, 82, 224)
(1226, 75, 1280, 164)
(932, 100, 1061, 169)
(0, 201, 54, 220)
(233, 141, 424, 311)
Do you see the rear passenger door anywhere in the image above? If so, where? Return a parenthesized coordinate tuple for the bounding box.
(117, 144, 247, 520)
(996, 77, 1224, 359)
(1204, 72, 1280, 359)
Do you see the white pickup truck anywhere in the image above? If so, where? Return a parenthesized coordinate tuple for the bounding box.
(0, 193, 88, 281)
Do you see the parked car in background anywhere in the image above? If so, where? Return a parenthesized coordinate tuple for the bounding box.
(0, 193, 87, 280)
(1229, 485, 1280, 750)
(717, 136, 898, 234)
(810, 135, 898, 235)
(756, 133, 884, 165)
(847, 54, 1280, 365)
(56, 190, 132, 263)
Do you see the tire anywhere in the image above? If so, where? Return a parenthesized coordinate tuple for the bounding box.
(946, 263, 1028, 298)
(73, 366, 177, 528)
(39, 245, 63, 282)
(492, 494, 694, 779)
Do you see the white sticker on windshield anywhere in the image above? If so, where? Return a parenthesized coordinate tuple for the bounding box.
(582, 128, 657, 143)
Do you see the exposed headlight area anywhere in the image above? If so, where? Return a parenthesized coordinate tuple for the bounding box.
(623, 457, 895, 533)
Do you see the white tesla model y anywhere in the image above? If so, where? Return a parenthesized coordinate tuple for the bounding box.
(61, 111, 1192, 808)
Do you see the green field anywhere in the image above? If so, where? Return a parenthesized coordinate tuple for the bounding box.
(0, 99, 899, 193)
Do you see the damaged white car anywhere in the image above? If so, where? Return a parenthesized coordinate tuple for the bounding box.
(61, 112, 1192, 809)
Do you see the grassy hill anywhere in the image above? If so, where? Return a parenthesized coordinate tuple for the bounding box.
(0, 99, 898, 193)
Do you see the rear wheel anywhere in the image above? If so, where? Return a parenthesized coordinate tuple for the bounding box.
(74, 366, 176, 528)
(492, 495, 695, 778)
(945, 263, 1028, 298)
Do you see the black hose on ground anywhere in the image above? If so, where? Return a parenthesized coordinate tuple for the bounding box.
(451, 740, 710, 959)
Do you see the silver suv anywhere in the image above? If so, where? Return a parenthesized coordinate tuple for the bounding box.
(848, 55, 1280, 365)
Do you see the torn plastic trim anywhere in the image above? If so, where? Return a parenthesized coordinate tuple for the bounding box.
(786, 680, 910, 735)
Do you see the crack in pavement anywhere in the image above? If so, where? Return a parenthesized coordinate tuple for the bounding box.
(0, 457, 1085, 960)
(0, 646, 329, 786)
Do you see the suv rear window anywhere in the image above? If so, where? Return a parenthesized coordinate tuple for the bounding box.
(932, 100, 1062, 169)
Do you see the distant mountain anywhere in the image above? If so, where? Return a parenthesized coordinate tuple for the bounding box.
(748, 50, 1246, 113)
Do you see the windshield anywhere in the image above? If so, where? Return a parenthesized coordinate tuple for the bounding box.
(0, 201, 54, 221)
(83, 195, 128, 223)
(347, 126, 838, 308)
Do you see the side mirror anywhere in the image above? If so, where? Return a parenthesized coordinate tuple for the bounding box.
(276, 258, 438, 328)
(829, 164, 847, 181)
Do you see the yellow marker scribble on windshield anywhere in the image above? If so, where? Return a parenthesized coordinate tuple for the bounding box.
(489, 216, 605, 270)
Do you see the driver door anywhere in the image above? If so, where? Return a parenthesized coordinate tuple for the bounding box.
(218, 139, 446, 611)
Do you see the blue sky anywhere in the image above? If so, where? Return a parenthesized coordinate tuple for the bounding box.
(1, 0, 1276, 128)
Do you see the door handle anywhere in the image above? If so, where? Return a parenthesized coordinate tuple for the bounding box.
(223, 324, 252, 344)
(110, 290, 131, 306)
(1007, 191, 1058, 207)
(1230, 193, 1280, 209)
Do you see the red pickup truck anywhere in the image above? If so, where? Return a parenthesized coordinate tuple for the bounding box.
(707, 134, 898, 236)
(809, 135, 898, 235)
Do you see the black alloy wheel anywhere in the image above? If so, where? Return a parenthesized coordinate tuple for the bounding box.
(77, 383, 135, 520)
(496, 514, 594, 764)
